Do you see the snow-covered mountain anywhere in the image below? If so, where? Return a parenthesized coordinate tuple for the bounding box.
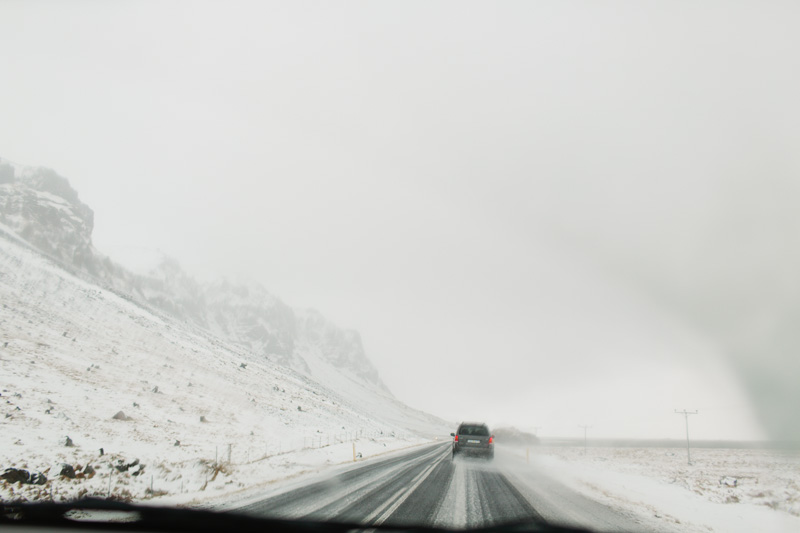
(0, 157, 392, 395)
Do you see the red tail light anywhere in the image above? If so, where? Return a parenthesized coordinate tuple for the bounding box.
(489, 436, 494, 444)
(454, 435, 458, 442)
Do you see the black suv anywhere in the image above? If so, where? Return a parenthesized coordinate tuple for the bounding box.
(451, 422, 494, 460)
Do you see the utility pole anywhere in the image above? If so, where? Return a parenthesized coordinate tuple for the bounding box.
(578, 425, 591, 454)
(675, 410, 698, 465)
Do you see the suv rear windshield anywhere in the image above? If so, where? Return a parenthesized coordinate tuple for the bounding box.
(458, 425, 490, 436)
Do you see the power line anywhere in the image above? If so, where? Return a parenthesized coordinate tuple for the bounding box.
(674, 409, 698, 465)
(578, 425, 591, 454)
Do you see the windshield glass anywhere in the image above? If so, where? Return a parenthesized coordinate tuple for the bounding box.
(459, 426, 490, 437)
(1, 2, 799, 532)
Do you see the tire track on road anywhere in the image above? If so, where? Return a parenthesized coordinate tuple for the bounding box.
(240, 443, 448, 520)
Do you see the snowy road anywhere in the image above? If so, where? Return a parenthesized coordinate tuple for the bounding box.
(237, 443, 657, 532)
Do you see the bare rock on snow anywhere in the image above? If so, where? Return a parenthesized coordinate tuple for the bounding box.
(112, 410, 130, 421)
(29, 471, 47, 485)
(114, 458, 141, 473)
(51, 463, 76, 479)
(1, 467, 29, 483)
(1, 468, 47, 485)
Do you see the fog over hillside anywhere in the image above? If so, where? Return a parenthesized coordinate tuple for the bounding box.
(0, 156, 392, 398)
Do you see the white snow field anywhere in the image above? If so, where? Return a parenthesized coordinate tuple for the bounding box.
(0, 225, 443, 505)
(500, 445, 800, 533)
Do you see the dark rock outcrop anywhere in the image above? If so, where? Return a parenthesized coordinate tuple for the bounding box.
(114, 458, 141, 473)
(29, 471, 47, 485)
(51, 463, 76, 479)
(0, 468, 47, 485)
(1, 467, 29, 483)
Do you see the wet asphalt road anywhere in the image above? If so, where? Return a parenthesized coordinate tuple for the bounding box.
(238, 443, 654, 531)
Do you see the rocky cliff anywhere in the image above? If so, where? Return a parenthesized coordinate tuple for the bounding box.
(0, 160, 95, 273)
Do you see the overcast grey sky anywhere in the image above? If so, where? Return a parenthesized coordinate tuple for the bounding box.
(2, 1, 799, 440)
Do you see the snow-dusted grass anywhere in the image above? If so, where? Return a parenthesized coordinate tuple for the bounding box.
(506, 444, 800, 533)
(0, 230, 440, 505)
(1, 432, 426, 506)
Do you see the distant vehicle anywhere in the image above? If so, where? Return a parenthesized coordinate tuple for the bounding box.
(451, 422, 494, 460)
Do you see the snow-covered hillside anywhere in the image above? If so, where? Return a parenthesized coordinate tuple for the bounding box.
(0, 224, 445, 503)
